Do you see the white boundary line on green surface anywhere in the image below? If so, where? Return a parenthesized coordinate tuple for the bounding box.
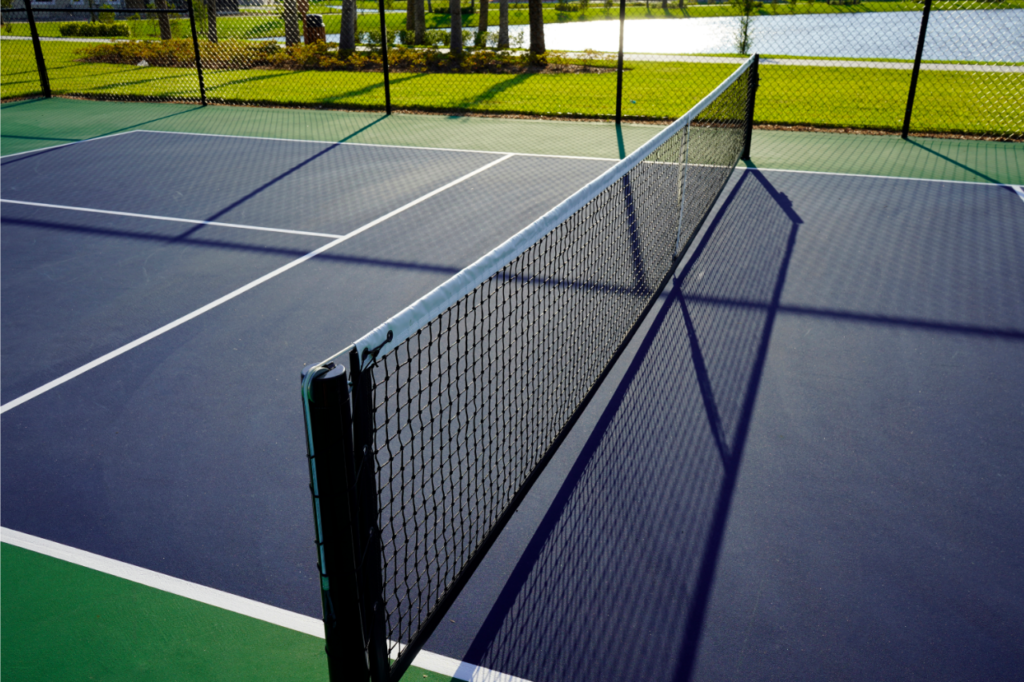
(0, 153, 512, 416)
(754, 166, 1023, 188)
(134, 128, 629, 162)
(0, 199, 343, 239)
(0, 129, 144, 159)
(0, 527, 533, 682)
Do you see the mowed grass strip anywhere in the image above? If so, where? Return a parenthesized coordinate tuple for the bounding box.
(2, 37, 1021, 136)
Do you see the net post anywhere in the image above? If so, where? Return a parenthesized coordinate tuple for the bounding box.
(187, 0, 207, 106)
(902, 0, 931, 140)
(614, 0, 626, 123)
(377, 0, 392, 115)
(741, 54, 759, 162)
(348, 350, 390, 682)
(24, 0, 51, 99)
(301, 362, 371, 682)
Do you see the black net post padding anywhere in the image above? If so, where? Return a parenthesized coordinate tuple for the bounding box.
(741, 54, 759, 161)
(348, 350, 390, 682)
(902, 0, 932, 139)
(302, 363, 370, 681)
(376, 0, 392, 115)
(24, 0, 50, 99)
(186, 0, 207, 106)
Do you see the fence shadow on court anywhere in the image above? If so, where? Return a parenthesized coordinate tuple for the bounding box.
(460, 168, 802, 682)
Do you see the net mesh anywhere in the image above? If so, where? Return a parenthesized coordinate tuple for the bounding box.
(348, 60, 752, 676)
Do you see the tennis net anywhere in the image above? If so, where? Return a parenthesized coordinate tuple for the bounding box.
(302, 54, 759, 682)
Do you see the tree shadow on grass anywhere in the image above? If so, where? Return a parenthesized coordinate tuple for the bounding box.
(320, 72, 420, 105)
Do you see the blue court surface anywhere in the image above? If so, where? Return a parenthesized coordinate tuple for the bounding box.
(3, 127, 1024, 681)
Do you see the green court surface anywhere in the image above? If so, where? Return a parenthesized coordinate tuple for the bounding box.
(0, 542, 457, 682)
(1, 98, 1021, 682)
(3, 98, 1021, 184)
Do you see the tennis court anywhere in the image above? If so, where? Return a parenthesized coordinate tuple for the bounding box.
(3, 62, 1024, 682)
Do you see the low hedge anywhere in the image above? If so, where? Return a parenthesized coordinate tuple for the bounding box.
(74, 39, 615, 74)
(59, 21, 130, 37)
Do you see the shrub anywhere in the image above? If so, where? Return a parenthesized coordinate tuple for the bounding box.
(423, 29, 449, 46)
(60, 21, 130, 37)
(97, 3, 115, 23)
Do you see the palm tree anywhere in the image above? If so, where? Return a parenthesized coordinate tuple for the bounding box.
(449, 0, 462, 54)
(414, 0, 426, 43)
(478, 0, 489, 45)
(498, 0, 508, 48)
(206, 0, 218, 42)
(283, 0, 300, 46)
(339, 0, 357, 50)
(155, 0, 171, 40)
(528, 0, 544, 54)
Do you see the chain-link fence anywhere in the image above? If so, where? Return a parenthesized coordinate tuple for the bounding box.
(2, 0, 1021, 139)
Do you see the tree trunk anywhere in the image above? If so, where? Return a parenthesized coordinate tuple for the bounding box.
(283, 0, 300, 46)
(528, 0, 544, 54)
(156, 0, 171, 40)
(449, 0, 462, 54)
(662, 0, 668, 8)
(428, 0, 432, 12)
(498, 0, 508, 48)
(339, 0, 357, 50)
(406, 0, 414, 29)
(206, 0, 218, 43)
(414, 0, 425, 42)
(479, 0, 488, 38)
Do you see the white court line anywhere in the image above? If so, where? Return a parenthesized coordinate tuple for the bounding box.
(754, 166, 1020, 188)
(0, 129, 144, 159)
(1012, 185, 1024, 204)
(136, 128, 624, 163)
(0, 198, 342, 240)
(0, 527, 532, 682)
(0, 153, 513, 415)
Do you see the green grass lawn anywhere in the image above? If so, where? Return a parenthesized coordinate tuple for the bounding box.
(2, 36, 1020, 136)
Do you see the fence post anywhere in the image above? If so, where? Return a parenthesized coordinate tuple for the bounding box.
(614, 0, 626, 123)
(24, 0, 51, 99)
(186, 0, 207, 106)
(377, 0, 392, 115)
(741, 54, 759, 161)
(901, 0, 931, 139)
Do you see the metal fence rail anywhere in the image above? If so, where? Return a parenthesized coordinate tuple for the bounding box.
(2, 0, 1020, 139)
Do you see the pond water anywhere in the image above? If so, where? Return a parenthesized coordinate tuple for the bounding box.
(272, 8, 1023, 61)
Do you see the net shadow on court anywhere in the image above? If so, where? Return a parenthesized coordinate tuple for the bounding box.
(444, 168, 800, 682)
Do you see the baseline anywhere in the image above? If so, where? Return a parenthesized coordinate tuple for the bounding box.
(752, 166, 1024, 188)
(134, 129, 628, 163)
